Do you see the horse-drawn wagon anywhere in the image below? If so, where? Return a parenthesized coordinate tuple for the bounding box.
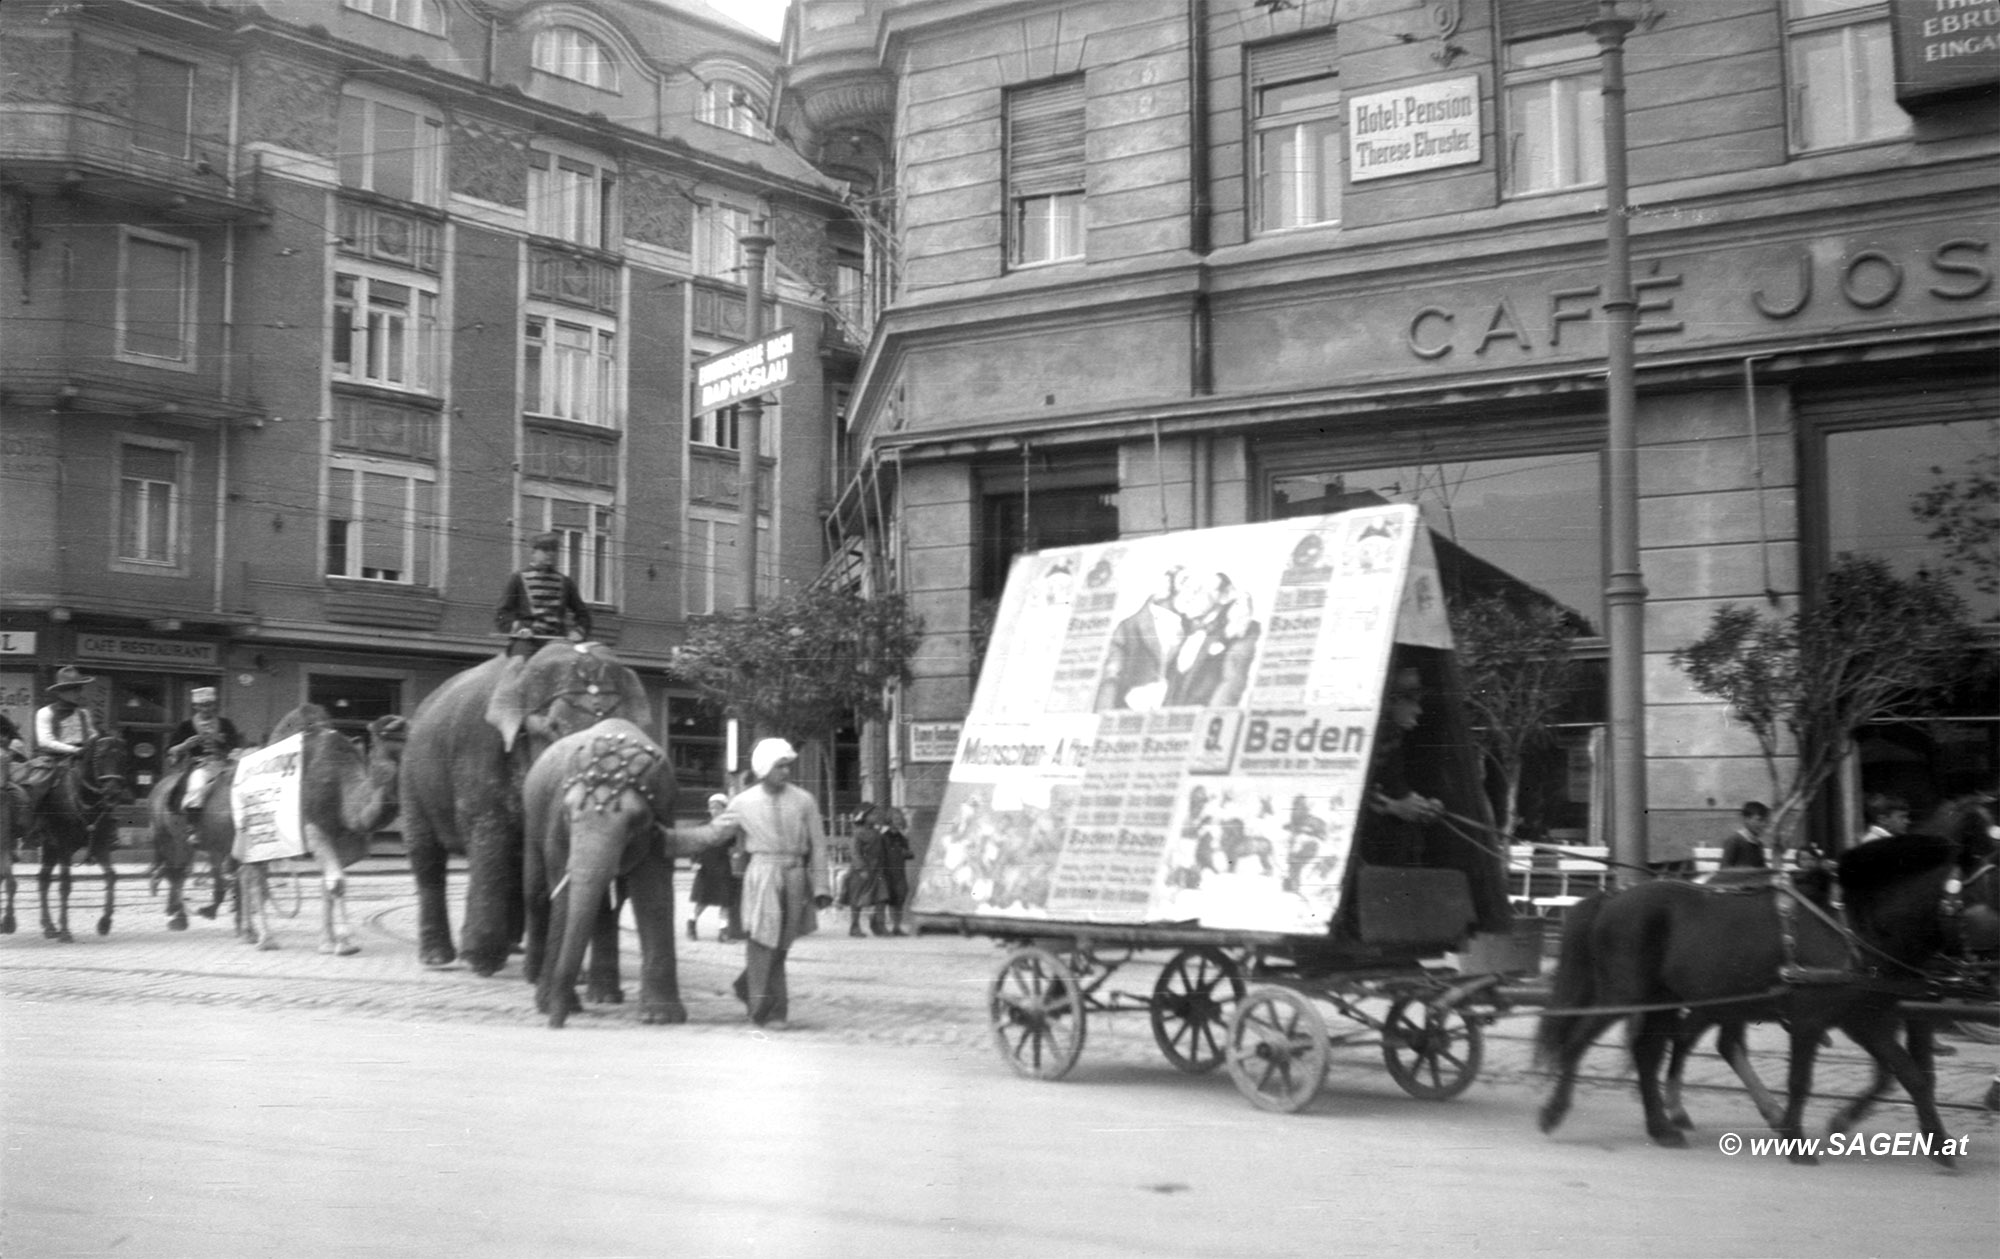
(910, 506, 1541, 1112)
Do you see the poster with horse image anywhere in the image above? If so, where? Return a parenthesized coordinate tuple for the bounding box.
(230, 735, 306, 863)
(912, 505, 1440, 930)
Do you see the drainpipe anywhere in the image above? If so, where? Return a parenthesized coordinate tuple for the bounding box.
(1187, 0, 1213, 398)
(1742, 355, 1779, 604)
(215, 55, 243, 615)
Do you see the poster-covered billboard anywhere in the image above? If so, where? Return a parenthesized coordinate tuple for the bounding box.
(911, 505, 1448, 933)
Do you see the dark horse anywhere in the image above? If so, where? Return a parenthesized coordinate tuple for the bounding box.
(1533, 800, 1990, 1166)
(10, 735, 131, 941)
(145, 759, 241, 932)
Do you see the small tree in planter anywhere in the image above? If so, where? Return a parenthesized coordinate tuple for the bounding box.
(1670, 553, 1981, 858)
(673, 585, 924, 796)
(1449, 594, 1588, 842)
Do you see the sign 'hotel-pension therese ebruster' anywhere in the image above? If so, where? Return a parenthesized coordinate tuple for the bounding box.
(1347, 76, 1481, 182)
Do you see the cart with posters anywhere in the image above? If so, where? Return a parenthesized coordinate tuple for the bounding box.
(910, 505, 1537, 1112)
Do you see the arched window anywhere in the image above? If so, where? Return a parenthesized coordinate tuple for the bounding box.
(698, 78, 764, 137)
(533, 27, 618, 91)
(344, 0, 445, 36)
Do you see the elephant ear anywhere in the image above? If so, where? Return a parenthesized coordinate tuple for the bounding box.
(485, 648, 560, 753)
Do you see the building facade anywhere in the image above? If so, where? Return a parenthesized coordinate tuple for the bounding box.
(2, 0, 867, 817)
(785, 0, 1999, 858)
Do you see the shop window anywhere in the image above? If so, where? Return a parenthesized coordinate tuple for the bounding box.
(132, 51, 192, 158)
(118, 229, 196, 368)
(666, 697, 730, 802)
(117, 442, 182, 566)
(1251, 34, 1342, 233)
(1822, 416, 1999, 617)
(1006, 77, 1085, 267)
(326, 458, 436, 585)
(533, 26, 618, 91)
(307, 674, 404, 746)
(1503, 31, 1603, 196)
(978, 481, 1121, 603)
(338, 89, 445, 206)
(1784, 0, 1911, 152)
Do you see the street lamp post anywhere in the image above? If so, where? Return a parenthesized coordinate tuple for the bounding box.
(1591, 0, 1649, 884)
(737, 220, 774, 613)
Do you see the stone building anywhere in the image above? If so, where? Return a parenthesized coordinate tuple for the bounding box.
(784, 0, 1998, 858)
(1, 0, 864, 815)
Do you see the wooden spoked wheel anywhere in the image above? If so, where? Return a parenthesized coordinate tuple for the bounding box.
(1380, 995, 1484, 1100)
(988, 946, 1087, 1081)
(1150, 947, 1244, 1074)
(1225, 986, 1330, 1113)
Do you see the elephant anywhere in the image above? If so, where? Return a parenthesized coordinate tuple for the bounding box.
(401, 641, 650, 975)
(522, 716, 723, 1027)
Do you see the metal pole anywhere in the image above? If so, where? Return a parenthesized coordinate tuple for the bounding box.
(1591, 0, 1649, 885)
(736, 220, 774, 612)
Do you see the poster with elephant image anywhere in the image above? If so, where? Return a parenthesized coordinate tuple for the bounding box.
(911, 505, 1444, 930)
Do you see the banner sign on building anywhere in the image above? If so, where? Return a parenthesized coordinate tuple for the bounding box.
(75, 633, 220, 669)
(906, 721, 964, 763)
(0, 631, 37, 656)
(231, 734, 307, 864)
(910, 505, 1449, 933)
(1348, 76, 1482, 182)
(694, 329, 794, 417)
(1890, 0, 2000, 103)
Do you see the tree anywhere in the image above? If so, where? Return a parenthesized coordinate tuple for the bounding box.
(1670, 553, 1980, 855)
(1449, 594, 1587, 840)
(671, 585, 924, 768)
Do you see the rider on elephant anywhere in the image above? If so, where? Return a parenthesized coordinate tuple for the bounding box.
(495, 532, 592, 658)
(22, 666, 101, 801)
(166, 686, 243, 822)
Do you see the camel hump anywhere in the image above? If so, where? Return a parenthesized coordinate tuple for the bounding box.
(270, 704, 335, 742)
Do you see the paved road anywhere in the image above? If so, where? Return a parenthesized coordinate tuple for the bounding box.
(3, 863, 1996, 1258)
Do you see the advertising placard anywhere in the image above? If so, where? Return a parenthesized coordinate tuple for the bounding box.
(1347, 76, 1482, 182)
(230, 735, 306, 864)
(911, 505, 1443, 933)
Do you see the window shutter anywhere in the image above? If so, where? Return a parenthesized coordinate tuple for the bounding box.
(1499, 0, 1600, 41)
(1007, 77, 1085, 197)
(123, 445, 178, 483)
(1249, 32, 1339, 88)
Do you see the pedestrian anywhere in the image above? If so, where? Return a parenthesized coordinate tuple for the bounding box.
(494, 532, 592, 656)
(712, 738, 831, 1029)
(877, 805, 913, 937)
(687, 791, 743, 941)
(1858, 793, 1911, 844)
(1719, 800, 1771, 869)
(167, 686, 244, 822)
(845, 804, 888, 937)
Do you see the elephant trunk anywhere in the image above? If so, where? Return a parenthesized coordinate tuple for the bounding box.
(546, 794, 648, 1030)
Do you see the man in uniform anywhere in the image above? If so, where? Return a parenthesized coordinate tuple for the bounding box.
(495, 532, 592, 655)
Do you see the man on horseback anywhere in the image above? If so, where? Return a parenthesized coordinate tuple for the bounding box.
(166, 686, 242, 823)
(22, 666, 101, 805)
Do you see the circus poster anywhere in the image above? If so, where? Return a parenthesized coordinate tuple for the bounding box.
(231, 734, 306, 863)
(912, 505, 1443, 931)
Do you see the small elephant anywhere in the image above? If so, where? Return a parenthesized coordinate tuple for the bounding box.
(522, 717, 724, 1028)
(402, 641, 650, 976)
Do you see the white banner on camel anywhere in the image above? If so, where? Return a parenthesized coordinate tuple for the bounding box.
(231, 735, 306, 863)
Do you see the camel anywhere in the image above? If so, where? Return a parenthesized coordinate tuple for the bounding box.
(234, 706, 408, 954)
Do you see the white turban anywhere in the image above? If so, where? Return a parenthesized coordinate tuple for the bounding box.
(191, 687, 218, 704)
(750, 737, 796, 780)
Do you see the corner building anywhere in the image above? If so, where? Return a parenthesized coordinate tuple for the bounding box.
(786, 0, 1998, 859)
(2, 0, 863, 816)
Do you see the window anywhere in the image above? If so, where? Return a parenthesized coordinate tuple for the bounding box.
(684, 510, 774, 614)
(1785, 0, 1911, 152)
(978, 479, 1120, 602)
(524, 494, 616, 605)
(132, 52, 192, 158)
(533, 27, 618, 91)
(1006, 77, 1086, 266)
(333, 271, 439, 392)
(118, 443, 180, 566)
(118, 230, 195, 367)
(524, 314, 618, 427)
(528, 151, 616, 249)
(343, 0, 444, 35)
(689, 401, 777, 454)
(338, 91, 445, 205)
(698, 79, 764, 137)
(693, 202, 756, 279)
(1823, 415, 1998, 615)
(1252, 36, 1342, 232)
(1504, 31, 1604, 195)
(326, 459, 435, 584)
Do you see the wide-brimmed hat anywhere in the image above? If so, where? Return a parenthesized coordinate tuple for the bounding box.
(47, 665, 97, 695)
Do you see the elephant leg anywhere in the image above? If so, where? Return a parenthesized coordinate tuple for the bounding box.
(628, 856, 685, 1025)
(585, 881, 623, 1005)
(404, 804, 457, 968)
(522, 827, 552, 987)
(458, 805, 524, 977)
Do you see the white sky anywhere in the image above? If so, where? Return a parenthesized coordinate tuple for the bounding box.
(707, 0, 789, 40)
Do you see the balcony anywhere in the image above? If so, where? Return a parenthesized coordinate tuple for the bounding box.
(0, 104, 265, 224)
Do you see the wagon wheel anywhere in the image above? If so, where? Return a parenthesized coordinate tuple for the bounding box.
(1225, 986, 1330, 1113)
(988, 946, 1087, 1081)
(1380, 995, 1484, 1100)
(1151, 947, 1245, 1074)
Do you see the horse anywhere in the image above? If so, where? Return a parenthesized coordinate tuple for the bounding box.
(1533, 802, 1976, 1166)
(144, 759, 240, 932)
(14, 735, 131, 941)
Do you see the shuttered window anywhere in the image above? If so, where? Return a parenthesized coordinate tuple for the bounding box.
(1497, 0, 1600, 41)
(1006, 77, 1085, 265)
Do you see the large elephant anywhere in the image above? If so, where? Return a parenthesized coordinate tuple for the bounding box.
(521, 717, 722, 1027)
(401, 641, 650, 975)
